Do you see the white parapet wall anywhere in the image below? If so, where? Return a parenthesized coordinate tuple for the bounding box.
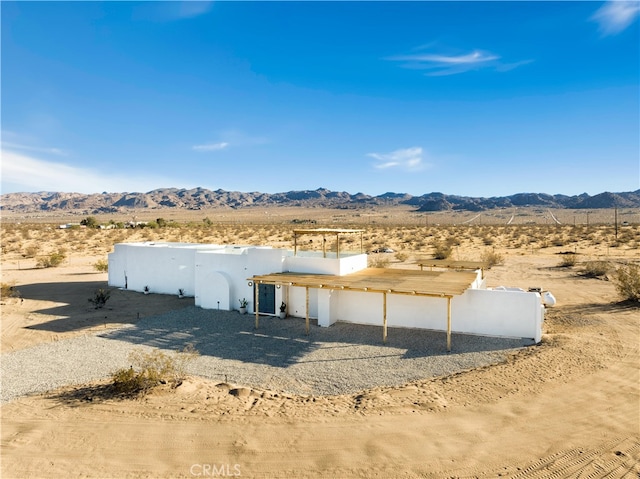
(284, 251, 367, 276)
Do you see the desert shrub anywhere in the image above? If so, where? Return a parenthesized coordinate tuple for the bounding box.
(394, 251, 408, 262)
(80, 216, 99, 228)
(93, 259, 109, 272)
(89, 288, 111, 309)
(368, 255, 390, 268)
(481, 249, 505, 268)
(22, 245, 40, 258)
(432, 241, 452, 260)
(481, 235, 494, 246)
(612, 263, 640, 302)
(580, 260, 610, 278)
(1, 283, 20, 299)
(112, 345, 199, 397)
(36, 252, 66, 268)
(558, 253, 577, 267)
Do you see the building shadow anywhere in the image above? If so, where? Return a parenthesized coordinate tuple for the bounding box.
(12, 281, 192, 334)
(98, 306, 532, 368)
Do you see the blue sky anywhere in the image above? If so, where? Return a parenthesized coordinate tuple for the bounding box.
(2, 1, 639, 197)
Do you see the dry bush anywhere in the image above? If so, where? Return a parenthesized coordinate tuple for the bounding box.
(112, 345, 199, 397)
(558, 253, 577, 268)
(481, 249, 505, 268)
(22, 244, 40, 258)
(394, 251, 408, 262)
(368, 255, 390, 268)
(580, 260, 610, 278)
(36, 252, 66, 268)
(612, 263, 640, 302)
(1, 283, 20, 299)
(432, 241, 452, 260)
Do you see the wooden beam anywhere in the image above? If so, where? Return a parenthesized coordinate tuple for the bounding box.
(305, 286, 310, 335)
(446, 296, 452, 352)
(254, 282, 260, 329)
(383, 291, 388, 344)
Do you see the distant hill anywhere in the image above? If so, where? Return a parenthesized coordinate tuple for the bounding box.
(1, 187, 639, 214)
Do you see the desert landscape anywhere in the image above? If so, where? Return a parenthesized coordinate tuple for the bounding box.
(1, 207, 639, 478)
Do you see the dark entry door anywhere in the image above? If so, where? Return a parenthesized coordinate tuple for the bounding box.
(257, 284, 275, 314)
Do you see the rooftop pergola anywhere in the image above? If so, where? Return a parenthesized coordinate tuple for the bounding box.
(292, 228, 364, 258)
(249, 267, 478, 351)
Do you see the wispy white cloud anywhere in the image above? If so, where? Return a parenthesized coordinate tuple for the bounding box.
(388, 46, 531, 76)
(367, 147, 427, 171)
(591, 1, 640, 36)
(1, 141, 68, 157)
(176, 1, 214, 19)
(192, 142, 229, 152)
(192, 130, 270, 153)
(1, 149, 172, 194)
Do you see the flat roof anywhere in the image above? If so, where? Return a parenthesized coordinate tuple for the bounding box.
(250, 267, 477, 298)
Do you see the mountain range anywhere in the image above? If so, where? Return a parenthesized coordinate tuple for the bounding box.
(1, 188, 639, 214)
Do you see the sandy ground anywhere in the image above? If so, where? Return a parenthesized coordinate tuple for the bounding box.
(1, 243, 639, 478)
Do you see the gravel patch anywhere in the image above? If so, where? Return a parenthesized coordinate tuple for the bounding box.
(1, 306, 533, 402)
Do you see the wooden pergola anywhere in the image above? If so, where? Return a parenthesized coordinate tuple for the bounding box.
(248, 267, 477, 352)
(292, 228, 364, 258)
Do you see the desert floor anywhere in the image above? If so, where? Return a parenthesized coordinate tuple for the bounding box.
(1, 218, 639, 478)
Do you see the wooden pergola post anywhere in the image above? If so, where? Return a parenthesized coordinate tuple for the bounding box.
(383, 292, 388, 343)
(446, 296, 452, 352)
(254, 282, 260, 329)
(305, 286, 310, 335)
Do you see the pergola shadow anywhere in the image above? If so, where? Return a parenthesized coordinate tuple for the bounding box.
(98, 306, 532, 369)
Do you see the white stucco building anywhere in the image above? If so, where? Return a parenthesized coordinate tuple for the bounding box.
(108, 229, 544, 350)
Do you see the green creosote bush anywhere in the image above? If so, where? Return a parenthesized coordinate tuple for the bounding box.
(88, 288, 111, 309)
(112, 345, 199, 397)
(36, 252, 66, 268)
(612, 263, 640, 303)
(93, 259, 109, 272)
(80, 216, 99, 228)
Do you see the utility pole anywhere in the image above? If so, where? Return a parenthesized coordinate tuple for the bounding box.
(614, 205, 618, 241)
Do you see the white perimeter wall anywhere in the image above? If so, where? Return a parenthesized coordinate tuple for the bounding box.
(108, 243, 223, 296)
(306, 287, 542, 342)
